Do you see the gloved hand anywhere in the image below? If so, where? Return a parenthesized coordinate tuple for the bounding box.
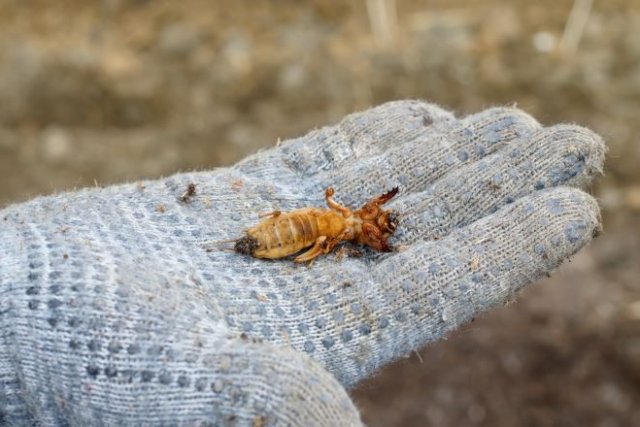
(0, 100, 605, 426)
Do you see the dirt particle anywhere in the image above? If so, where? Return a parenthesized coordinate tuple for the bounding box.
(593, 225, 603, 238)
(234, 236, 259, 255)
(335, 246, 363, 261)
(180, 183, 197, 203)
(156, 204, 166, 213)
(253, 416, 265, 427)
(231, 179, 244, 192)
(394, 243, 410, 252)
(256, 293, 268, 302)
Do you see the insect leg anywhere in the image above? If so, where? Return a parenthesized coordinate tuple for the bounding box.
(335, 246, 363, 261)
(294, 236, 327, 263)
(322, 238, 341, 254)
(258, 210, 281, 218)
(362, 223, 393, 252)
(325, 187, 352, 217)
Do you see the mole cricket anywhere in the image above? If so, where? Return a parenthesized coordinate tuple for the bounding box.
(234, 187, 399, 262)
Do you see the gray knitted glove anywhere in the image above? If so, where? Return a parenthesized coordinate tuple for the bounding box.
(0, 100, 605, 426)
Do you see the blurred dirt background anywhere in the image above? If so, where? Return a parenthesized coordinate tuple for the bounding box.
(1, 0, 639, 425)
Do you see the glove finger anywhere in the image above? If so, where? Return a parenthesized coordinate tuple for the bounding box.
(323, 187, 600, 387)
(312, 107, 540, 206)
(233, 100, 454, 181)
(389, 124, 606, 244)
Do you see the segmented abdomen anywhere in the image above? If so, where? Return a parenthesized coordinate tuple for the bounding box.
(249, 209, 321, 259)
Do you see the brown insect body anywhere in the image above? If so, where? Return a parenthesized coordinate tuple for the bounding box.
(235, 187, 398, 262)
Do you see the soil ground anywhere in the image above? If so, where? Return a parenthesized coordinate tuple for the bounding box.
(1, 1, 639, 425)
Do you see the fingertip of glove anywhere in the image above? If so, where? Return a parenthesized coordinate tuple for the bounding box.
(541, 124, 607, 177)
(463, 106, 541, 135)
(345, 99, 455, 128)
(533, 187, 602, 253)
(401, 99, 456, 125)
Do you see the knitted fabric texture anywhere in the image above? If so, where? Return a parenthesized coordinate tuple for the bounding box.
(0, 100, 605, 426)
